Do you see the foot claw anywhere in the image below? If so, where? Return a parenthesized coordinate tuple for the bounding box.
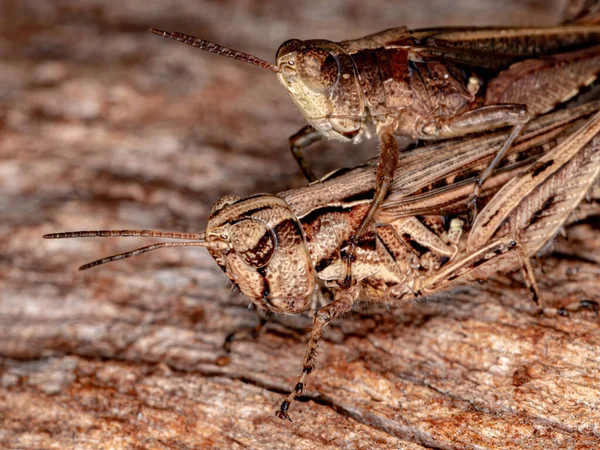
(579, 300, 599, 316)
(223, 332, 236, 353)
(543, 299, 599, 317)
(275, 411, 292, 421)
(275, 400, 293, 421)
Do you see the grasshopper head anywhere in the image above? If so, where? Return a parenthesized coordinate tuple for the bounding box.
(204, 194, 315, 314)
(44, 195, 315, 315)
(149, 29, 366, 142)
(276, 39, 366, 142)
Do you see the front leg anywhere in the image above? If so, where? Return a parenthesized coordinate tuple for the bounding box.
(341, 126, 399, 287)
(275, 285, 359, 421)
(289, 125, 323, 182)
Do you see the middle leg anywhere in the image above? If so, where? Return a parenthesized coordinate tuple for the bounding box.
(421, 104, 530, 217)
(341, 126, 399, 288)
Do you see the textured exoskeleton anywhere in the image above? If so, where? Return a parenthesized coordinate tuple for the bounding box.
(45, 100, 600, 420)
(150, 22, 600, 280)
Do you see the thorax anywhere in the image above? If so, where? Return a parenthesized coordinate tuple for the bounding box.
(279, 166, 461, 301)
(351, 47, 477, 138)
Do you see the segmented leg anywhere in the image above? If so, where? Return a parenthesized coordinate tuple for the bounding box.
(309, 283, 330, 318)
(516, 239, 541, 305)
(470, 122, 527, 217)
(519, 241, 600, 317)
(421, 237, 518, 293)
(421, 104, 530, 218)
(422, 105, 529, 139)
(223, 308, 269, 352)
(275, 285, 359, 421)
(289, 125, 323, 182)
(555, 300, 599, 316)
(341, 127, 399, 288)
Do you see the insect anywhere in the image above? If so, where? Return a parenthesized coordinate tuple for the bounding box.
(149, 23, 600, 280)
(44, 100, 600, 420)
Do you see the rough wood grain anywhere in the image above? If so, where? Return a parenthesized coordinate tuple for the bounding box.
(2, 1, 600, 449)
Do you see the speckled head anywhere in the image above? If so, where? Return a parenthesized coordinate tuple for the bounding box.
(43, 193, 316, 315)
(205, 194, 316, 314)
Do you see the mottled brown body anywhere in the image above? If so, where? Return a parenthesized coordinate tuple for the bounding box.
(275, 26, 600, 147)
(276, 106, 600, 304)
(308, 44, 474, 142)
(44, 101, 600, 420)
(205, 195, 315, 315)
(151, 23, 600, 286)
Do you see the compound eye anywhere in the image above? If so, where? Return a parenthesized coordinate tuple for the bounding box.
(229, 219, 277, 268)
(210, 195, 241, 216)
(276, 39, 302, 61)
(297, 47, 338, 92)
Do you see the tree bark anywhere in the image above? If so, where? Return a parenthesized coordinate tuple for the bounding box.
(2, 1, 600, 449)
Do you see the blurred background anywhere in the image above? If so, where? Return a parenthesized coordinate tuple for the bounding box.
(5, 2, 600, 450)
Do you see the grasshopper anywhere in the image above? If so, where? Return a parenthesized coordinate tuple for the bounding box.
(44, 101, 600, 420)
(149, 23, 600, 281)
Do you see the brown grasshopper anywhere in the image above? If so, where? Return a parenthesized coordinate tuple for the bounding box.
(149, 23, 600, 281)
(44, 101, 600, 420)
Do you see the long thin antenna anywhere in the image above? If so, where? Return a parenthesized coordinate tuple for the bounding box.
(43, 228, 220, 270)
(43, 229, 205, 240)
(77, 241, 210, 271)
(150, 28, 280, 73)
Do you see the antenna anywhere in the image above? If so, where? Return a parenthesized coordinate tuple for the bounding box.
(150, 28, 280, 73)
(43, 229, 222, 270)
(77, 241, 211, 271)
(43, 230, 205, 240)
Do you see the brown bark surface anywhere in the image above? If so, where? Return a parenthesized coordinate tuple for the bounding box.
(1, 1, 600, 449)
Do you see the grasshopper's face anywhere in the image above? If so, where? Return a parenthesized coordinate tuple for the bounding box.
(205, 194, 315, 315)
(276, 39, 366, 142)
